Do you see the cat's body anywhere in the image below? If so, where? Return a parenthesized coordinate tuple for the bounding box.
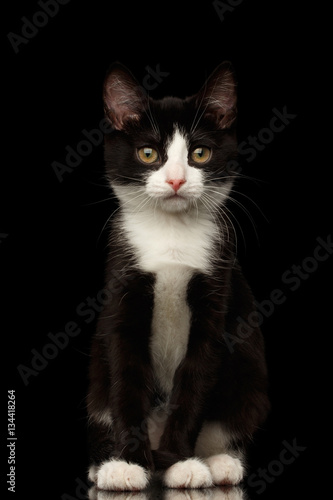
(87, 63, 270, 490)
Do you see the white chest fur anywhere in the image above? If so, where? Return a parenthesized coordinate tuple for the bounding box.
(119, 206, 217, 395)
(115, 195, 219, 450)
(150, 265, 192, 394)
(119, 207, 217, 274)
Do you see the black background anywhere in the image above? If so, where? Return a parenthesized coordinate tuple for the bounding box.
(3, 1, 330, 499)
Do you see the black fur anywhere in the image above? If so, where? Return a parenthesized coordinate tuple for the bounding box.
(87, 62, 270, 479)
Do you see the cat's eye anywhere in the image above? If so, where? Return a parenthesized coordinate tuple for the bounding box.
(191, 147, 211, 164)
(137, 147, 159, 164)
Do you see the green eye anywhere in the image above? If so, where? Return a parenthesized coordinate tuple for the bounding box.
(137, 147, 159, 164)
(191, 146, 211, 163)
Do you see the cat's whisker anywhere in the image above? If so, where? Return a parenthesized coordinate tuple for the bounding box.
(190, 101, 210, 135)
(192, 198, 200, 222)
(189, 91, 206, 134)
(114, 174, 146, 183)
(206, 170, 265, 185)
(205, 175, 240, 183)
(204, 187, 251, 251)
(82, 196, 116, 207)
(226, 194, 260, 243)
(200, 192, 225, 228)
(97, 208, 119, 246)
(199, 193, 230, 251)
(205, 184, 259, 225)
(134, 195, 154, 215)
(144, 98, 160, 137)
(232, 172, 263, 183)
(153, 197, 160, 219)
(221, 203, 246, 255)
(97, 189, 147, 245)
(190, 71, 229, 134)
(229, 188, 269, 223)
(201, 192, 237, 252)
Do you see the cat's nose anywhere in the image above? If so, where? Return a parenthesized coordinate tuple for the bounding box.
(166, 178, 186, 192)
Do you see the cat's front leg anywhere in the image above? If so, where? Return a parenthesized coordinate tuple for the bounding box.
(153, 354, 222, 488)
(87, 415, 153, 491)
(153, 410, 214, 489)
(88, 272, 156, 491)
(95, 350, 154, 490)
(153, 279, 227, 488)
(90, 357, 154, 491)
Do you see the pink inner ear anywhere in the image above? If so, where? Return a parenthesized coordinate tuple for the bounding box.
(194, 63, 237, 130)
(103, 68, 146, 131)
(106, 106, 140, 131)
(219, 109, 237, 129)
(207, 70, 236, 112)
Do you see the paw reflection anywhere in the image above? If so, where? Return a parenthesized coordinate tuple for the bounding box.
(164, 487, 246, 500)
(88, 485, 247, 500)
(88, 487, 148, 499)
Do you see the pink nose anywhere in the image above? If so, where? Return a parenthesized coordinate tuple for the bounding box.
(166, 178, 186, 192)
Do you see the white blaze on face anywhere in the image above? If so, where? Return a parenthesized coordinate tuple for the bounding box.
(111, 126, 234, 273)
(163, 129, 188, 184)
(146, 128, 204, 212)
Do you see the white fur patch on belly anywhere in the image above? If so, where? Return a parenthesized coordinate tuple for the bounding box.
(150, 265, 193, 395)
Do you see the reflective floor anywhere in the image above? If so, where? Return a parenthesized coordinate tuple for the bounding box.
(84, 473, 248, 499)
(88, 485, 248, 500)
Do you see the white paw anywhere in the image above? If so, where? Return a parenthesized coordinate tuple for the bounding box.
(205, 454, 244, 485)
(96, 459, 150, 491)
(163, 458, 213, 489)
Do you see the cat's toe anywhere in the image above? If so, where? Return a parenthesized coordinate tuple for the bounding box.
(96, 459, 150, 491)
(205, 454, 244, 485)
(163, 458, 213, 489)
(88, 464, 99, 483)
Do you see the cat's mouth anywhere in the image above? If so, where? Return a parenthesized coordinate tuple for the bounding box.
(164, 193, 186, 200)
(157, 192, 193, 213)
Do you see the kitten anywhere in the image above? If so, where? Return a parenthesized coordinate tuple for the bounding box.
(87, 62, 270, 490)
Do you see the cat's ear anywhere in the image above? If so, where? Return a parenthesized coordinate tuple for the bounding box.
(103, 63, 147, 130)
(196, 62, 237, 129)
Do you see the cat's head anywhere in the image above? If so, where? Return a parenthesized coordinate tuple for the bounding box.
(103, 62, 238, 215)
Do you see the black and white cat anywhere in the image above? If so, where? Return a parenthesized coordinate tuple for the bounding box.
(87, 62, 270, 490)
